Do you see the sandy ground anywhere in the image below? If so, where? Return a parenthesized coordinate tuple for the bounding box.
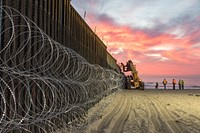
(81, 89, 200, 133)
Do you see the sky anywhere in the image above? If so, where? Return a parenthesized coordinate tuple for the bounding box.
(71, 0, 200, 77)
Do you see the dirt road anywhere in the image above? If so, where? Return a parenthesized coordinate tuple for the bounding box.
(85, 89, 200, 133)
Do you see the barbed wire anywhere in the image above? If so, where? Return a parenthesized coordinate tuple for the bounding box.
(0, 6, 124, 133)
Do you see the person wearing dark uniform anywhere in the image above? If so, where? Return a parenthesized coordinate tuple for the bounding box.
(155, 82, 158, 89)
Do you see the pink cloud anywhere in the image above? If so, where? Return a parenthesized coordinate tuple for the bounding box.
(86, 14, 200, 76)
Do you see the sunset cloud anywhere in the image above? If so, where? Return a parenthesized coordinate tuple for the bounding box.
(71, 0, 200, 76)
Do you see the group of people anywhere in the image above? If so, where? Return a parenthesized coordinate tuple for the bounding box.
(155, 79, 184, 90)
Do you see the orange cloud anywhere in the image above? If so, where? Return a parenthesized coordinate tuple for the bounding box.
(86, 14, 200, 76)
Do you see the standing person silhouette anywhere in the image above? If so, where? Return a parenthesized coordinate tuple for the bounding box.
(172, 79, 176, 90)
(178, 79, 181, 89)
(163, 79, 167, 90)
(155, 82, 158, 89)
(182, 80, 184, 89)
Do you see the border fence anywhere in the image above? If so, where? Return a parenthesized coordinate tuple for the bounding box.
(0, 1, 124, 132)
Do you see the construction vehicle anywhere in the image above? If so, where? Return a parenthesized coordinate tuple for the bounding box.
(121, 60, 144, 90)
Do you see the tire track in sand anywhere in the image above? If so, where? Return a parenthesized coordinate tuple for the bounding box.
(111, 92, 132, 133)
(96, 92, 125, 133)
(147, 100, 161, 132)
(147, 96, 183, 133)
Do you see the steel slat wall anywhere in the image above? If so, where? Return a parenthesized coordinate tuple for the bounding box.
(0, 1, 121, 132)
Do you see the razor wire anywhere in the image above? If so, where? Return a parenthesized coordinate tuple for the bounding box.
(0, 6, 124, 133)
